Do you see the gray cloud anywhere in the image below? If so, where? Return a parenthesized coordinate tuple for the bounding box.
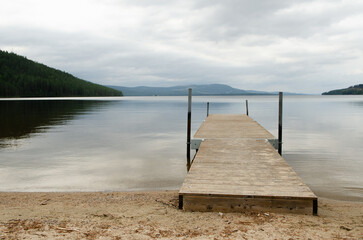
(1, 0, 363, 93)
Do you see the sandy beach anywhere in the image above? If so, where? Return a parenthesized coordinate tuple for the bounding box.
(0, 191, 362, 239)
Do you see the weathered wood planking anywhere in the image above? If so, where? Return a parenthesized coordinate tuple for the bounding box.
(179, 114, 318, 215)
(194, 114, 275, 140)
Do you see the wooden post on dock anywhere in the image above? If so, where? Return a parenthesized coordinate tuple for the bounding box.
(207, 102, 210, 117)
(246, 100, 249, 116)
(278, 92, 283, 155)
(187, 88, 192, 171)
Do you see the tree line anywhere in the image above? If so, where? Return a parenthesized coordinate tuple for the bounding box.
(322, 84, 363, 95)
(0, 50, 122, 97)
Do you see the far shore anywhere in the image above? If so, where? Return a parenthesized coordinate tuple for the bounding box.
(0, 191, 362, 239)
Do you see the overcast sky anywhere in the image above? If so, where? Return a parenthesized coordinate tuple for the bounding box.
(1, 0, 363, 93)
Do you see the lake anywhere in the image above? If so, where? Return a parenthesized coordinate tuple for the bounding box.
(0, 95, 362, 201)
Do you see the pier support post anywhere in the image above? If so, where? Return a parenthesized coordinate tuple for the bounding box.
(313, 198, 318, 216)
(278, 92, 283, 155)
(187, 88, 192, 171)
(207, 102, 209, 117)
(246, 100, 249, 116)
(179, 195, 183, 210)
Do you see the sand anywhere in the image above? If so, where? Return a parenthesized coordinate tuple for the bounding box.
(0, 191, 362, 239)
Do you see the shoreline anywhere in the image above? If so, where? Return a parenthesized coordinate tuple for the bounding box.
(313, 189, 363, 203)
(1, 191, 362, 239)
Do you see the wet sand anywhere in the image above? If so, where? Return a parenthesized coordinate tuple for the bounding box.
(0, 191, 362, 239)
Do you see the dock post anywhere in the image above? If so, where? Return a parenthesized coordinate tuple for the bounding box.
(278, 92, 283, 155)
(187, 88, 192, 171)
(207, 102, 209, 117)
(179, 194, 183, 210)
(313, 198, 318, 215)
(246, 100, 249, 116)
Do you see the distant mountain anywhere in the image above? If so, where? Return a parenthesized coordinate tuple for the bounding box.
(322, 84, 363, 95)
(0, 50, 122, 97)
(108, 84, 277, 96)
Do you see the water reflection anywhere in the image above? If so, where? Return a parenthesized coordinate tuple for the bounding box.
(0, 96, 362, 202)
(281, 97, 363, 201)
(0, 100, 112, 147)
(0, 98, 188, 192)
(350, 100, 363, 108)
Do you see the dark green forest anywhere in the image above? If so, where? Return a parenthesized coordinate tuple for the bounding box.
(0, 50, 122, 97)
(322, 84, 363, 95)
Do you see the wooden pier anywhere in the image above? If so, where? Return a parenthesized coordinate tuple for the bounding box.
(179, 114, 318, 215)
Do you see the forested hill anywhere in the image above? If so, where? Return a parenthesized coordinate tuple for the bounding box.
(0, 50, 122, 97)
(322, 84, 363, 95)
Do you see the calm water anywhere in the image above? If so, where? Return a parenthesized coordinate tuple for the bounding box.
(0, 96, 362, 201)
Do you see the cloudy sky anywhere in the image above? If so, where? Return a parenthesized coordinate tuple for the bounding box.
(1, 0, 363, 93)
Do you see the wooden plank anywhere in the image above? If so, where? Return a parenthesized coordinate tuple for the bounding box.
(194, 114, 274, 139)
(181, 139, 315, 198)
(183, 194, 314, 214)
(179, 114, 317, 214)
(180, 187, 316, 199)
